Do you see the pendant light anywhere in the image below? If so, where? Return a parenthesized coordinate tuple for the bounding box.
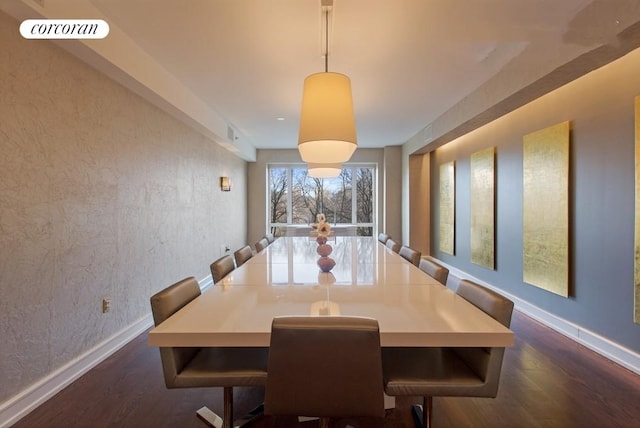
(308, 163, 342, 178)
(298, 0, 357, 164)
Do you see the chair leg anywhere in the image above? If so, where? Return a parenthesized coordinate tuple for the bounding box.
(223, 387, 233, 428)
(411, 397, 433, 428)
(423, 397, 432, 428)
(319, 417, 330, 428)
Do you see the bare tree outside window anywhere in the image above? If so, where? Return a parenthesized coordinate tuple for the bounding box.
(356, 167, 374, 236)
(268, 165, 375, 236)
(327, 169, 352, 224)
(291, 169, 319, 223)
(269, 168, 288, 236)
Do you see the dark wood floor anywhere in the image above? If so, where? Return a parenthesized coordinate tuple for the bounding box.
(13, 311, 640, 428)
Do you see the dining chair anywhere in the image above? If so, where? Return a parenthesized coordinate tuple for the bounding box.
(377, 232, 390, 244)
(418, 258, 449, 286)
(399, 245, 421, 266)
(381, 279, 514, 428)
(210, 254, 235, 283)
(234, 245, 253, 267)
(264, 316, 385, 428)
(265, 232, 275, 244)
(255, 237, 270, 253)
(150, 277, 269, 428)
(385, 238, 401, 253)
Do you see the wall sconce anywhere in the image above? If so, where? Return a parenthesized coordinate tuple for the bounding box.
(220, 176, 231, 192)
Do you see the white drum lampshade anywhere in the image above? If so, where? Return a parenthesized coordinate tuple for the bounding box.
(298, 72, 357, 164)
(308, 163, 342, 178)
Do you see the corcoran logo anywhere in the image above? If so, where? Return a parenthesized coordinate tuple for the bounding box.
(20, 19, 109, 39)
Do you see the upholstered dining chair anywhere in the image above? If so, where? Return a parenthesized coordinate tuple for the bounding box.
(385, 238, 401, 253)
(381, 279, 514, 428)
(265, 233, 275, 244)
(150, 277, 269, 428)
(377, 232, 390, 244)
(234, 245, 253, 267)
(210, 254, 235, 283)
(264, 316, 385, 428)
(254, 237, 269, 253)
(399, 245, 421, 266)
(418, 258, 449, 286)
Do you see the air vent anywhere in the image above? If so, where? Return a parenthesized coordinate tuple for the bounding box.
(226, 125, 235, 143)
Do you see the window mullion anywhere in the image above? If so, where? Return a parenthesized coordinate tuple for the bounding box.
(351, 166, 357, 225)
(287, 167, 293, 224)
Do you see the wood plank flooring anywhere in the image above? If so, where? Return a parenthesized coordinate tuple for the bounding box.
(12, 311, 640, 427)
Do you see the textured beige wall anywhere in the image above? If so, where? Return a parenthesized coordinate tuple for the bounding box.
(0, 11, 247, 403)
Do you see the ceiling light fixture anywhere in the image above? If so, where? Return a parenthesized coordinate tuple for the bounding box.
(308, 163, 342, 178)
(298, 0, 357, 164)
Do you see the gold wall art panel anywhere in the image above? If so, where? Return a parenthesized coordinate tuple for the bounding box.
(523, 121, 570, 297)
(470, 147, 495, 269)
(439, 161, 455, 255)
(635, 95, 640, 324)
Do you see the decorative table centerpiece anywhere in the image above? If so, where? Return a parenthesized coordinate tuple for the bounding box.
(312, 213, 335, 272)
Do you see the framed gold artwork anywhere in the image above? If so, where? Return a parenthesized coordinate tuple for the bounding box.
(439, 161, 455, 255)
(522, 121, 570, 297)
(470, 147, 495, 269)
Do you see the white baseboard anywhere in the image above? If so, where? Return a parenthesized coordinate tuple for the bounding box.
(0, 275, 212, 428)
(0, 314, 153, 428)
(200, 274, 213, 291)
(437, 260, 640, 375)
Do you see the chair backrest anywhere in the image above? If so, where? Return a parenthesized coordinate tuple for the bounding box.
(454, 280, 514, 397)
(399, 245, 421, 266)
(234, 245, 253, 267)
(385, 238, 401, 253)
(265, 233, 275, 244)
(377, 233, 390, 244)
(264, 316, 385, 420)
(255, 237, 269, 253)
(210, 254, 235, 283)
(150, 277, 201, 388)
(456, 280, 513, 327)
(418, 258, 449, 286)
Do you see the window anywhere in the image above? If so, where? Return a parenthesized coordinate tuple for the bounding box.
(268, 164, 376, 236)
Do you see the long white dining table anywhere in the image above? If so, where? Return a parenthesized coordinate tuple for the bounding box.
(148, 236, 514, 348)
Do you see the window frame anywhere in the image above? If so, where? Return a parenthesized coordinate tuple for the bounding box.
(266, 163, 377, 236)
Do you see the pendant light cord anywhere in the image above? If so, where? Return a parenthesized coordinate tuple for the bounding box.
(324, 7, 329, 72)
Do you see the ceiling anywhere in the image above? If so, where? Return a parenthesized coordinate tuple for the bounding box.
(4, 0, 640, 158)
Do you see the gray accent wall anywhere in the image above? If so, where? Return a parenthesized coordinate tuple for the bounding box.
(0, 11, 248, 404)
(431, 48, 640, 352)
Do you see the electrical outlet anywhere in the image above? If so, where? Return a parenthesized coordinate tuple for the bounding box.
(102, 298, 110, 313)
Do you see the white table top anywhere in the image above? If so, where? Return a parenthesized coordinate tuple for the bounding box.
(148, 236, 514, 348)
